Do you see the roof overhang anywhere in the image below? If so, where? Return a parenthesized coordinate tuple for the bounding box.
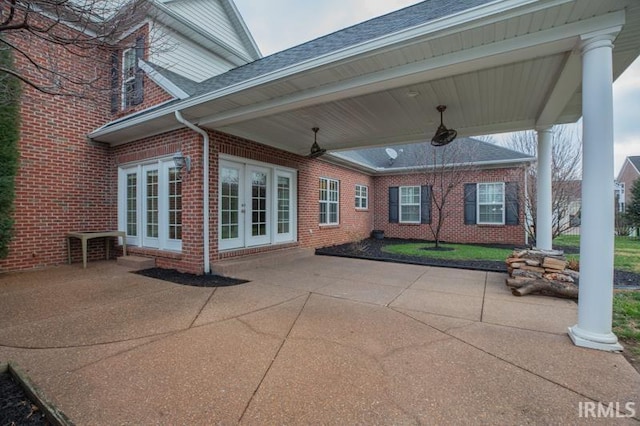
(90, 0, 640, 156)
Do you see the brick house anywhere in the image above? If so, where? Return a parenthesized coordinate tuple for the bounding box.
(616, 156, 640, 213)
(2, 0, 638, 282)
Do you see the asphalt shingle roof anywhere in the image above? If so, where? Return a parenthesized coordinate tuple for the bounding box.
(629, 156, 640, 172)
(332, 138, 534, 170)
(161, 0, 494, 97)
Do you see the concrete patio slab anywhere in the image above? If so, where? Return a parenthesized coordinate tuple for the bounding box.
(410, 274, 486, 297)
(46, 319, 283, 425)
(0, 285, 212, 347)
(380, 338, 606, 425)
(449, 322, 640, 411)
(314, 278, 405, 306)
(390, 288, 483, 321)
(393, 308, 476, 333)
(288, 295, 448, 357)
(481, 296, 578, 334)
(0, 258, 638, 424)
(193, 282, 307, 326)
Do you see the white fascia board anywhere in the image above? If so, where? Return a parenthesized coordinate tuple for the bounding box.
(90, 0, 609, 139)
(138, 60, 189, 99)
(372, 158, 536, 175)
(327, 153, 534, 175)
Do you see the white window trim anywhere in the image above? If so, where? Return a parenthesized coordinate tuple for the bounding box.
(319, 177, 340, 226)
(399, 186, 421, 224)
(118, 156, 182, 252)
(121, 47, 135, 109)
(355, 184, 368, 210)
(477, 182, 505, 225)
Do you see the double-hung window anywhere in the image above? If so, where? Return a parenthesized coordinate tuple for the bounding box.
(122, 48, 136, 108)
(355, 184, 368, 209)
(118, 157, 182, 251)
(477, 182, 505, 224)
(400, 186, 420, 223)
(319, 178, 339, 225)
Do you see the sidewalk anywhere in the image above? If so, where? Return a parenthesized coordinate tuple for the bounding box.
(0, 256, 638, 424)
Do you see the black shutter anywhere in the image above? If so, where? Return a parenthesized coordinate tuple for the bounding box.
(133, 36, 145, 105)
(421, 185, 431, 224)
(505, 182, 519, 225)
(464, 183, 477, 225)
(389, 187, 399, 223)
(110, 51, 119, 113)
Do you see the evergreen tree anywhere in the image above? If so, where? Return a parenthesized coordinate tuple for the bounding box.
(627, 178, 640, 232)
(0, 44, 20, 258)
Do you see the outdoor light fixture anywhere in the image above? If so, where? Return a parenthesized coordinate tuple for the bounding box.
(173, 151, 191, 173)
(431, 105, 457, 147)
(308, 127, 326, 159)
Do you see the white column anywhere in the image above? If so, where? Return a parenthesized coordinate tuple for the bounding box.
(536, 127, 553, 250)
(568, 34, 622, 351)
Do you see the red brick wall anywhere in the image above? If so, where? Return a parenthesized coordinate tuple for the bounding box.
(108, 128, 374, 274)
(0, 16, 115, 271)
(0, 16, 177, 272)
(211, 131, 375, 257)
(111, 24, 175, 119)
(373, 167, 527, 245)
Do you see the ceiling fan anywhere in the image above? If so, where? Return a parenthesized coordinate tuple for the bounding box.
(431, 105, 457, 147)
(308, 127, 326, 159)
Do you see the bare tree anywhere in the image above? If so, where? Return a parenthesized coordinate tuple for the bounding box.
(502, 125, 582, 243)
(0, 0, 150, 101)
(423, 140, 479, 248)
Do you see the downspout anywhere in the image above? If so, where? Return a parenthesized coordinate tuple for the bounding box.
(524, 164, 529, 246)
(175, 111, 210, 274)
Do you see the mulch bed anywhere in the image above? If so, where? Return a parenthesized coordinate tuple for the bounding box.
(316, 238, 640, 289)
(134, 268, 249, 287)
(0, 372, 49, 425)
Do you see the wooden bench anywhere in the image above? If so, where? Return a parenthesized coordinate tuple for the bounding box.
(67, 231, 127, 268)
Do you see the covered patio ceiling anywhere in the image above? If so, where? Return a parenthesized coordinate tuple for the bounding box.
(92, 0, 640, 155)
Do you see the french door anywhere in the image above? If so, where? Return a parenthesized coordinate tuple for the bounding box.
(219, 159, 296, 250)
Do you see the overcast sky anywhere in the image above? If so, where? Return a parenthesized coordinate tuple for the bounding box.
(234, 0, 640, 176)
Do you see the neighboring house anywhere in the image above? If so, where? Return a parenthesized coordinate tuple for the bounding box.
(1, 0, 638, 275)
(616, 156, 640, 213)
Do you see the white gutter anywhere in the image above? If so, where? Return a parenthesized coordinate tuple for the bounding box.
(175, 111, 210, 274)
(327, 153, 535, 174)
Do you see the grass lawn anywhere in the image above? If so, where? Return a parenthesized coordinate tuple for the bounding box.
(554, 235, 640, 273)
(382, 243, 512, 261)
(613, 292, 640, 359)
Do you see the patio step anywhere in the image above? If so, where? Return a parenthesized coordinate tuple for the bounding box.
(211, 248, 313, 276)
(117, 255, 156, 270)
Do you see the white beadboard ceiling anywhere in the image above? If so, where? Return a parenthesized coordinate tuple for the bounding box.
(93, 0, 640, 152)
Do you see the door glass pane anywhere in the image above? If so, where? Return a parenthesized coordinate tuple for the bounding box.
(251, 171, 267, 237)
(146, 170, 158, 238)
(221, 167, 240, 240)
(277, 176, 290, 234)
(126, 173, 137, 236)
(168, 167, 182, 240)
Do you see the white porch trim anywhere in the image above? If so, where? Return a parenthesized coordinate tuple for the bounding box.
(568, 33, 622, 352)
(535, 127, 553, 250)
